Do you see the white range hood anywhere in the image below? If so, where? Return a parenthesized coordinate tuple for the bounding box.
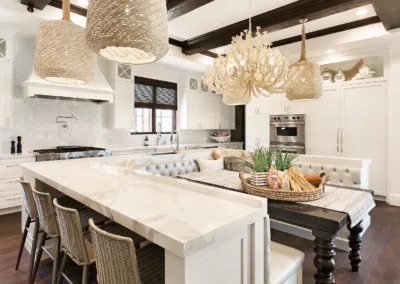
(19, 57, 114, 103)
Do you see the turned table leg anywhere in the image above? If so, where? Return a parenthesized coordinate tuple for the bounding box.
(312, 230, 337, 284)
(347, 221, 363, 272)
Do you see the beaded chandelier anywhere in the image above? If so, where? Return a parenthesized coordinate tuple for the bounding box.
(285, 20, 322, 101)
(86, 0, 169, 64)
(204, 25, 289, 105)
(34, 0, 93, 84)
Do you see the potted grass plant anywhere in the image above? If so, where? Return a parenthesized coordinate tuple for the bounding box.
(241, 147, 298, 187)
(241, 147, 271, 186)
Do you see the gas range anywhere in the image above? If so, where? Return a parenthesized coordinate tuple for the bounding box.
(33, 146, 110, 162)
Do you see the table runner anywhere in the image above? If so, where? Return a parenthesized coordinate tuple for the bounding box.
(179, 170, 375, 227)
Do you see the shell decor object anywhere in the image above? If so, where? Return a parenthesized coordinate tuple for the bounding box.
(34, 0, 93, 84)
(86, 0, 169, 64)
(334, 69, 346, 82)
(285, 20, 322, 101)
(352, 64, 376, 80)
(321, 68, 333, 84)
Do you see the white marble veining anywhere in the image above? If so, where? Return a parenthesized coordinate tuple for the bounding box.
(180, 170, 376, 228)
(21, 158, 267, 258)
(0, 152, 36, 160)
(107, 142, 243, 153)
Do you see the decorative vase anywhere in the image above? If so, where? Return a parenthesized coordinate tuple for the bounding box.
(321, 68, 333, 84)
(250, 172, 269, 186)
(334, 69, 346, 82)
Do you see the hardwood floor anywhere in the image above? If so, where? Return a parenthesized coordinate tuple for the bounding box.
(1, 201, 399, 284)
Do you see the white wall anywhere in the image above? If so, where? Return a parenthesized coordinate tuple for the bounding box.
(0, 37, 222, 152)
(101, 59, 222, 148)
(388, 40, 400, 206)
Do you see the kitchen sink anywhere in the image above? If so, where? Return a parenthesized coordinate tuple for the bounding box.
(151, 151, 178, 156)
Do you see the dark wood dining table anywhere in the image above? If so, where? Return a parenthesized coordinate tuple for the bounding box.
(178, 174, 374, 284)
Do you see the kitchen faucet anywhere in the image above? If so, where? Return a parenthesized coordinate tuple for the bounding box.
(56, 114, 78, 129)
(156, 122, 162, 145)
(172, 130, 180, 153)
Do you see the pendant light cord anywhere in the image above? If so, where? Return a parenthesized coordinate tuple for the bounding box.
(248, 0, 252, 32)
(62, 0, 71, 22)
(300, 23, 307, 60)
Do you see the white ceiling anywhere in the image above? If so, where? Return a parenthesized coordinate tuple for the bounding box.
(168, 0, 297, 41)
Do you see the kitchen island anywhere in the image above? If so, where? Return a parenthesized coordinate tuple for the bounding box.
(21, 158, 268, 284)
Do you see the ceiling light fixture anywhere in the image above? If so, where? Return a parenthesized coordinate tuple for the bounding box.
(285, 19, 322, 101)
(34, 0, 93, 84)
(86, 0, 169, 65)
(204, 0, 289, 105)
(356, 8, 368, 16)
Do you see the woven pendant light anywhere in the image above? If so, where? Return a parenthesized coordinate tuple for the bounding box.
(86, 0, 169, 64)
(34, 0, 93, 84)
(285, 19, 322, 101)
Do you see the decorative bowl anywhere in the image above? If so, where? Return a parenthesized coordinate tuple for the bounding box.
(209, 135, 231, 143)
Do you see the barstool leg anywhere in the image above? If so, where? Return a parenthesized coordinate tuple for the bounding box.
(30, 232, 47, 284)
(57, 253, 68, 284)
(52, 237, 61, 284)
(28, 219, 40, 284)
(82, 265, 89, 284)
(15, 216, 31, 270)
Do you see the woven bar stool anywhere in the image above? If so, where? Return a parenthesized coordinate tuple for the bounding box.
(16, 180, 40, 284)
(30, 189, 110, 284)
(54, 199, 146, 284)
(89, 219, 165, 284)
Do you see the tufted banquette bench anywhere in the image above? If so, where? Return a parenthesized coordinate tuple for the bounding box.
(118, 150, 371, 251)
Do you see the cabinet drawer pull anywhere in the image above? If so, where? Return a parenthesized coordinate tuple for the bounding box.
(337, 129, 339, 152)
(341, 129, 344, 152)
(5, 165, 19, 168)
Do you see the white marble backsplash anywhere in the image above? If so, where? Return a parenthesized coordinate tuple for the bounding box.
(0, 98, 221, 153)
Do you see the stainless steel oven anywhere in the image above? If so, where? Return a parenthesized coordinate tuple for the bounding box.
(270, 114, 306, 154)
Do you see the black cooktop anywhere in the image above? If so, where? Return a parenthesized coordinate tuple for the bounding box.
(33, 146, 106, 154)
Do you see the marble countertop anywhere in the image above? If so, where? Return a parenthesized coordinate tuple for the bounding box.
(107, 142, 244, 152)
(0, 152, 36, 160)
(21, 157, 266, 258)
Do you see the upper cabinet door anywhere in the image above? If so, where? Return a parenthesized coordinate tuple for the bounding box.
(0, 62, 12, 128)
(246, 96, 269, 116)
(341, 82, 387, 195)
(268, 94, 290, 114)
(306, 87, 341, 156)
(0, 37, 11, 63)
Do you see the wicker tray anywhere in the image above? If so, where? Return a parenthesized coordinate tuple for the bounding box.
(240, 172, 329, 202)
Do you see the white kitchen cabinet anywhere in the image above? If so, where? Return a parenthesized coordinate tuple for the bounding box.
(103, 79, 134, 129)
(341, 82, 386, 196)
(0, 62, 12, 128)
(306, 80, 387, 196)
(0, 156, 36, 215)
(246, 96, 269, 116)
(217, 99, 236, 129)
(0, 37, 12, 63)
(307, 87, 341, 156)
(180, 91, 219, 129)
(269, 94, 306, 114)
(245, 115, 269, 151)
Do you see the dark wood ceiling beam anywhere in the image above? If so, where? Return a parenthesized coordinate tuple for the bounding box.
(371, 0, 400, 30)
(47, 0, 214, 20)
(167, 0, 214, 21)
(48, 0, 87, 16)
(182, 0, 372, 55)
(271, 16, 381, 48)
